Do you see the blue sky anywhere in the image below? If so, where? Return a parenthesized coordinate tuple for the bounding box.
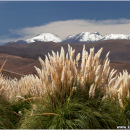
(1, 1, 130, 43)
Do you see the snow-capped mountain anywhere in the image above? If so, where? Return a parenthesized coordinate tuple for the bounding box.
(2, 32, 130, 46)
(102, 34, 130, 40)
(62, 32, 130, 43)
(62, 32, 103, 43)
(26, 33, 62, 43)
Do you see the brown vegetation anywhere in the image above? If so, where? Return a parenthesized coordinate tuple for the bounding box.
(0, 40, 130, 78)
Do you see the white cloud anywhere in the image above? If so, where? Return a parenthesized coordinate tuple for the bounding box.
(0, 18, 129, 44)
(10, 19, 130, 40)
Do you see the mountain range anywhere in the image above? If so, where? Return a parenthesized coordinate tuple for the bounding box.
(4, 32, 130, 45)
(1, 31, 130, 78)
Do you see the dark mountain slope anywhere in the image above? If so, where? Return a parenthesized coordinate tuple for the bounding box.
(0, 40, 129, 78)
(1, 40, 130, 61)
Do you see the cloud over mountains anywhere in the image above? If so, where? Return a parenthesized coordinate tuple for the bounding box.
(1, 19, 130, 44)
(11, 19, 130, 39)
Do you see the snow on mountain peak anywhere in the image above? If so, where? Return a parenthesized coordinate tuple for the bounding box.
(63, 32, 103, 43)
(26, 33, 62, 43)
(62, 32, 130, 43)
(6, 32, 130, 46)
(102, 33, 129, 40)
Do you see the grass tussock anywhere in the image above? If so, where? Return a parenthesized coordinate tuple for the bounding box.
(16, 96, 127, 129)
(0, 45, 130, 129)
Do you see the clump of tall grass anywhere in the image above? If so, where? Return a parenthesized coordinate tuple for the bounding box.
(0, 45, 129, 105)
(0, 61, 19, 129)
(0, 45, 129, 128)
(0, 74, 42, 102)
(17, 95, 127, 129)
(34, 45, 130, 107)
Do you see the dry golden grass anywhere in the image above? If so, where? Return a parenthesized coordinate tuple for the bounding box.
(0, 45, 129, 107)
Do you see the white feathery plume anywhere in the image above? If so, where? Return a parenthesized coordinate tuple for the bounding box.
(89, 84, 96, 98)
(0, 44, 130, 107)
(16, 95, 25, 100)
(76, 53, 80, 62)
